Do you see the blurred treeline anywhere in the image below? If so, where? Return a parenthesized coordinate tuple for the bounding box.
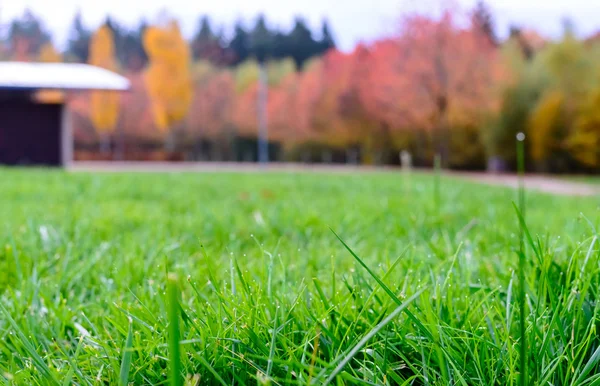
(3, 4, 600, 172)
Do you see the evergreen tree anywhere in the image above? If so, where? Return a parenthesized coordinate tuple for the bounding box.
(229, 21, 250, 65)
(319, 19, 335, 53)
(191, 15, 228, 64)
(66, 11, 91, 62)
(8, 9, 51, 59)
(271, 31, 288, 59)
(471, 1, 497, 46)
(105, 16, 131, 68)
(121, 20, 148, 71)
(286, 17, 318, 67)
(249, 15, 275, 63)
(191, 16, 214, 59)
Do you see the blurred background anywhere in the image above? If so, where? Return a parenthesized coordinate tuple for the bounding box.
(1, 0, 599, 173)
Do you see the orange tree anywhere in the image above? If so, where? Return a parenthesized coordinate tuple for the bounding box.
(35, 42, 64, 104)
(143, 20, 193, 149)
(89, 24, 120, 151)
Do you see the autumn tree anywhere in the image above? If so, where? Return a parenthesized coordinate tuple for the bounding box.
(39, 42, 61, 62)
(35, 42, 64, 104)
(568, 89, 600, 168)
(267, 58, 296, 86)
(367, 11, 498, 167)
(232, 59, 260, 140)
(187, 67, 235, 159)
(528, 91, 564, 168)
(119, 73, 160, 145)
(294, 58, 324, 152)
(483, 35, 538, 170)
(265, 59, 297, 150)
(143, 20, 193, 150)
(89, 24, 121, 155)
(532, 32, 599, 171)
(268, 71, 299, 144)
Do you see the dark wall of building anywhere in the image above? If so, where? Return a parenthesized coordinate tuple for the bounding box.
(0, 100, 62, 166)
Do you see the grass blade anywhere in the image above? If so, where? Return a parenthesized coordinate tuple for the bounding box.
(197, 356, 227, 386)
(576, 345, 600, 384)
(119, 318, 134, 386)
(434, 153, 441, 213)
(0, 303, 59, 385)
(516, 132, 527, 386)
(322, 289, 424, 385)
(331, 229, 434, 341)
(167, 273, 183, 386)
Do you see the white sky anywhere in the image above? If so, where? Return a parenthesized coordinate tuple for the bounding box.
(1, 0, 598, 51)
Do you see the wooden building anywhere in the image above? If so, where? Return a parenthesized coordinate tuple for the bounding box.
(0, 62, 129, 166)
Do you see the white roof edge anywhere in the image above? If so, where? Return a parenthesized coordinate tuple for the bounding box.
(0, 62, 130, 91)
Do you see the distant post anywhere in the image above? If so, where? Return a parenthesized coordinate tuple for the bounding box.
(257, 64, 269, 164)
(400, 150, 412, 171)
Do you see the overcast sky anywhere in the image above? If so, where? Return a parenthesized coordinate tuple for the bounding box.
(1, 0, 598, 50)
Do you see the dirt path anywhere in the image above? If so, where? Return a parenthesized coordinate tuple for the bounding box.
(68, 161, 398, 173)
(452, 172, 600, 196)
(68, 161, 600, 197)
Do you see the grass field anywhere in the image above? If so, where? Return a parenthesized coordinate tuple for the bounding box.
(1, 169, 600, 385)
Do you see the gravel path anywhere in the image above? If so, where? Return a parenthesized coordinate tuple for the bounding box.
(68, 161, 600, 197)
(453, 172, 600, 196)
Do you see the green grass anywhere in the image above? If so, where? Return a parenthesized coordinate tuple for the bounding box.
(1, 168, 600, 385)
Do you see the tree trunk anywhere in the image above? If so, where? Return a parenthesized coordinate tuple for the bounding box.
(436, 95, 450, 168)
(115, 126, 125, 161)
(346, 148, 358, 164)
(243, 149, 253, 162)
(99, 134, 111, 158)
(164, 129, 177, 154)
(257, 64, 269, 164)
(301, 150, 310, 163)
(487, 156, 506, 173)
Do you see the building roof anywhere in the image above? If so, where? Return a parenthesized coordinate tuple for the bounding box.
(0, 62, 130, 91)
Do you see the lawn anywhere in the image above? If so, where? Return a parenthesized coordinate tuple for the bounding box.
(1, 169, 600, 385)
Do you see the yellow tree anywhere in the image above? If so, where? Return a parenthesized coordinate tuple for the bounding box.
(89, 24, 121, 153)
(567, 89, 600, 168)
(39, 43, 61, 62)
(35, 42, 64, 104)
(143, 20, 193, 149)
(528, 91, 564, 167)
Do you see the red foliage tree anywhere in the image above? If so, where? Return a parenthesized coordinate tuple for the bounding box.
(268, 73, 300, 143)
(187, 70, 235, 141)
(358, 11, 498, 165)
(232, 82, 259, 139)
